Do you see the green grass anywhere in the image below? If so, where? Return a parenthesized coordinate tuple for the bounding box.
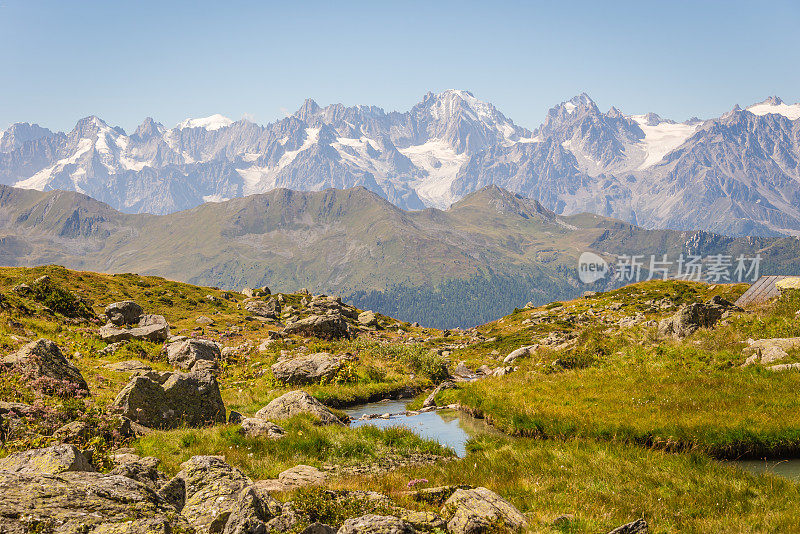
(134, 415, 453, 479)
(335, 435, 800, 533)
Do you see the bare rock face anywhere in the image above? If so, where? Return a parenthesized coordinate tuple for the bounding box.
(255, 390, 343, 426)
(166, 338, 222, 371)
(442, 487, 527, 534)
(283, 313, 350, 340)
(0, 470, 193, 533)
(112, 369, 226, 429)
(100, 314, 170, 343)
(271, 353, 343, 385)
(105, 300, 144, 325)
(0, 443, 94, 475)
(658, 296, 741, 339)
(337, 514, 415, 534)
(2, 338, 88, 394)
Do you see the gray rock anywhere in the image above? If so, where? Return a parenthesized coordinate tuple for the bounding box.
(271, 353, 343, 385)
(255, 390, 343, 426)
(336, 514, 415, 534)
(503, 345, 536, 364)
(104, 300, 143, 326)
(108, 455, 167, 491)
(422, 381, 455, 408)
(358, 310, 379, 327)
(245, 297, 281, 319)
(2, 338, 88, 394)
(658, 296, 741, 339)
(442, 487, 527, 534)
(278, 464, 326, 488)
(607, 518, 649, 534)
(0, 470, 193, 532)
(743, 337, 800, 366)
(112, 369, 226, 429)
(105, 359, 153, 373)
(0, 443, 94, 474)
(166, 338, 222, 371)
(180, 456, 253, 534)
(239, 418, 286, 439)
(222, 484, 282, 534)
(100, 314, 170, 343)
(283, 313, 350, 340)
(302, 523, 337, 534)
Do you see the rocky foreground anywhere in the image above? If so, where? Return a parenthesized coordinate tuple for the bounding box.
(2, 267, 800, 532)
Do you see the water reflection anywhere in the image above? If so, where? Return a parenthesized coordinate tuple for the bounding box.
(732, 459, 800, 481)
(344, 398, 496, 457)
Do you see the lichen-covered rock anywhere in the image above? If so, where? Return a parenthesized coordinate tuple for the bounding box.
(277, 464, 326, 489)
(222, 484, 283, 534)
(181, 455, 253, 534)
(658, 296, 741, 339)
(245, 297, 281, 318)
(0, 470, 193, 533)
(2, 338, 88, 394)
(283, 313, 350, 340)
(105, 300, 143, 325)
(336, 514, 415, 534)
(255, 390, 343, 426)
(442, 487, 527, 533)
(398, 510, 446, 532)
(607, 518, 649, 534)
(108, 455, 168, 491)
(358, 310, 379, 327)
(271, 353, 343, 385)
(239, 418, 286, 439)
(166, 338, 222, 371)
(112, 369, 226, 429)
(100, 314, 170, 343)
(0, 443, 94, 474)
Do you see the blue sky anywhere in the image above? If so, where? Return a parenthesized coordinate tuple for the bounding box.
(1, 0, 798, 132)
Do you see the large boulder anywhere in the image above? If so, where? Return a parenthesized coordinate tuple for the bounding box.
(337, 514, 415, 534)
(255, 390, 344, 426)
(166, 338, 222, 371)
(284, 313, 350, 340)
(743, 337, 800, 366)
(2, 338, 88, 395)
(105, 300, 143, 325)
(442, 487, 527, 534)
(0, 443, 93, 474)
(108, 455, 168, 492)
(180, 455, 253, 534)
(112, 369, 226, 429)
(245, 297, 281, 318)
(358, 310, 379, 327)
(658, 296, 741, 339)
(223, 484, 282, 534)
(271, 353, 344, 385)
(100, 314, 170, 343)
(0, 470, 193, 533)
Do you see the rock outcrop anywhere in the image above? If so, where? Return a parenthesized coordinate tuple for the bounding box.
(337, 514, 415, 534)
(113, 369, 226, 429)
(2, 338, 88, 394)
(255, 390, 344, 425)
(271, 353, 344, 385)
(100, 313, 170, 343)
(245, 297, 281, 319)
(658, 296, 741, 339)
(105, 300, 144, 326)
(166, 337, 222, 371)
(0, 443, 94, 474)
(179, 455, 253, 534)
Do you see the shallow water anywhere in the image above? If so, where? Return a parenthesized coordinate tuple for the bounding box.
(731, 459, 800, 481)
(343, 398, 495, 457)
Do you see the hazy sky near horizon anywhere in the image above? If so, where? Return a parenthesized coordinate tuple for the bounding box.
(1, 0, 798, 132)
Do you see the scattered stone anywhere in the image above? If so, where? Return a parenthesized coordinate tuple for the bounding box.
(278, 464, 326, 489)
(271, 353, 344, 385)
(284, 313, 351, 340)
(100, 314, 170, 343)
(0, 443, 94, 474)
(358, 310, 379, 327)
(413, 485, 473, 505)
(503, 345, 536, 364)
(105, 359, 153, 373)
(2, 338, 88, 394)
(302, 523, 337, 534)
(255, 390, 344, 426)
(166, 337, 221, 371)
(743, 337, 800, 366)
(239, 418, 286, 439)
(229, 410, 244, 424)
(112, 369, 226, 429)
(223, 483, 282, 534)
(607, 518, 649, 534)
(245, 297, 281, 318)
(0, 470, 192, 532)
(453, 361, 477, 381)
(423, 381, 455, 408)
(53, 420, 89, 442)
(767, 363, 800, 372)
(11, 282, 31, 296)
(99, 341, 127, 355)
(104, 300, 143, 326)
(196, 315, 215, 325)
(442, 487, 527, 534)
(553, 514, 575, 527)
(337, 514, 415, 534)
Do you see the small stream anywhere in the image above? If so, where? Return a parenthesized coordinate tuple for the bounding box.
(731, 459, 800, 481)
(344, 399, 496, 457)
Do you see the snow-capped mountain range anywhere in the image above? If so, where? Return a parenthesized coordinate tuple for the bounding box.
(2, 91, 799, 236)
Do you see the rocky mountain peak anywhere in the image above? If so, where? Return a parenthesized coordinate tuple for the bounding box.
(0, 122, 55, 152)
(294, 98, 321, 122)
(133, 117, 164, 141)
